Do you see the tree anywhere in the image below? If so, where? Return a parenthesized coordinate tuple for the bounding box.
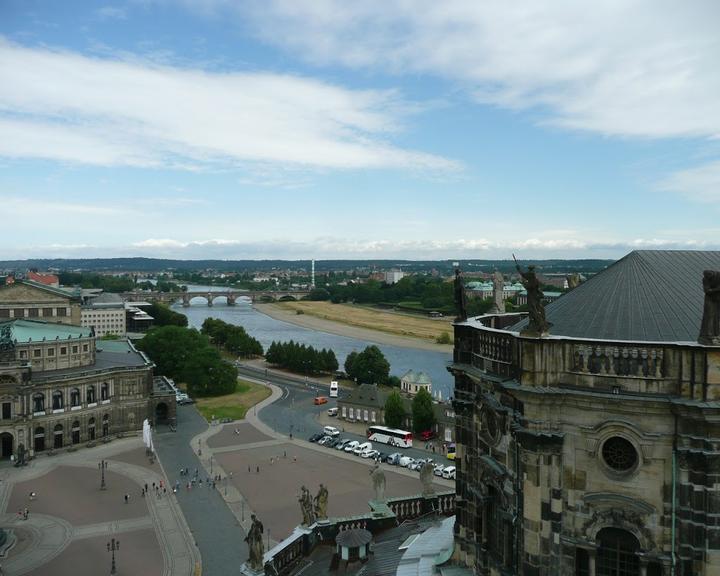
(344, 351, 358, 378)
(412, 388, 436, 433)
(148, 302, 188, 327)
(384, 390, 405, 429)
(345, 345, 390, 385)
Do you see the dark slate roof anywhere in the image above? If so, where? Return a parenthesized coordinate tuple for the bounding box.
(336, 528, 372, 548)
(511, 250, 720, 343)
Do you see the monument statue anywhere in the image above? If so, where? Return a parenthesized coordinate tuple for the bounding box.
(419, 461, 435, 496)
(370, 462, 386, 502)
(566, 273, 581, 290)
(490, 270, 505, 314)
(244, 514, 265, 571)
(314, 483, 329, 520)
(0, 324, 14, 361)
(699, 270, 720, 345)
(514, 256, 551, 335)
(299, 485, 316, 525)
(454, 268, 468, 321)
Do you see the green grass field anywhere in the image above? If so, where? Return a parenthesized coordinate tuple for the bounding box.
(195, 379, 271, 422)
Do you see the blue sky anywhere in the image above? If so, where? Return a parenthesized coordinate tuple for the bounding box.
(1, 0, 719, 260)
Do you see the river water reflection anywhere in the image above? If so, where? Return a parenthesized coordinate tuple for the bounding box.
(172, 286, 454, 399)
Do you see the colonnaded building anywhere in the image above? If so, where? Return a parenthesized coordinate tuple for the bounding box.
(449, 251, 720, 576)
(0, 280, 173, 461)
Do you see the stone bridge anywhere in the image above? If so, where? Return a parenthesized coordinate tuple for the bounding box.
(121, 290, 311, 307)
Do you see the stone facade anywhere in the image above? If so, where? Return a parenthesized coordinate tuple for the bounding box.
(0, 281, 81, 325)
(450, 312, 720, 576)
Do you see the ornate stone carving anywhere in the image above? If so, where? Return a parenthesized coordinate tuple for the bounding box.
(582, 508, 655, 550)
(699, 270, 720, 345)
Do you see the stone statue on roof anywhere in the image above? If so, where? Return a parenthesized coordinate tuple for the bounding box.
(514, 256, 551, 335)
(244, 514, 264, 571)
(489, 270, 505, 314)
(314, 483, 329, 520)
(699, 270, 720, 345)
(454, 268, 468, 322)
(370, 462, 386, 503)
(299, 485, 316, 525)
(419, 461, 435, 496)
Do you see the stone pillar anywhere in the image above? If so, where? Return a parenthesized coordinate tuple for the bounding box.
(227, 295, 236, 306)
(588, 549, 596, 576)
(182, 295, 190, 307)
(207, 294, 213, 307)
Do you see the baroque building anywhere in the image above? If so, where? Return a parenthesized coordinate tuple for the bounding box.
(449, 250, 720, 576)
(0, 281, 173, 461)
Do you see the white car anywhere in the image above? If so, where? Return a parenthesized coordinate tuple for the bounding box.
(361, 449, 379, 459)
(399, 456, 414, 468)
(344, 440, 360, 453)
(353, 441, 372, 455)
(387, 453, 402, 465)
(434, 464, 446, 476)
(442, 466, 456, 480)
(323, 426, 340, 437)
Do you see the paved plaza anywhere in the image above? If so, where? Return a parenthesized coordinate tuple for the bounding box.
(0, 438, 198, 576)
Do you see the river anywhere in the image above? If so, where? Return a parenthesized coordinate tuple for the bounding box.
(172, 286, 455, 399)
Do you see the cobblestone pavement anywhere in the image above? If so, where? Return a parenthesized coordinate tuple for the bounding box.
(0, 437, 199, 576)
(153, 405, 249, 576)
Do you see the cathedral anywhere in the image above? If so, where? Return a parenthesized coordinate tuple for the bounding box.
(450, 251, 720, 576)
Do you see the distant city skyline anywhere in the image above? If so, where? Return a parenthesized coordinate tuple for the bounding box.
(1, 1, 719, 260)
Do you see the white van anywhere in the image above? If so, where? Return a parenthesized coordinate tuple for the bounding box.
(344, 440, 360, 452)
(327, 407, 338, 417)
(323, 426, 340, 437)
(442, 466, 456, 480)
(329, 381, 339, 398)
(353, 441, 372, 455)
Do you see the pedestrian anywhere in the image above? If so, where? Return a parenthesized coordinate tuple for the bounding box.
(293, 456, 297, 463)
(141, 488, 145, 497)
(256, 465, 259, 474)
(145, 483, 148, 492)
(284, 450, 287, 458)
(248, 465, 251, 473)
(124, 494, 129, 504)
(29, 491, 36, 501)
(23, 508, 28, 520)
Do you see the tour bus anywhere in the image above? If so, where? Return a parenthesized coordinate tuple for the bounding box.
(329, 381, 339, 398)
(366, 425, 413, 449)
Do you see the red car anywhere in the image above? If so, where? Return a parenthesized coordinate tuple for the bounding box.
(420, 430, 436, 441)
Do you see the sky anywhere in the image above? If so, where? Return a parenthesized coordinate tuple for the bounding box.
(1, 0, 719, 261)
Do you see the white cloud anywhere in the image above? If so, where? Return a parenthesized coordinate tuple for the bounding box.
(7, 235, 716, 261)
(237, 0, 720, 140)
(658, 160, 720, 203)
(96, 6, 127, 20)
(0, 38, 456, 172)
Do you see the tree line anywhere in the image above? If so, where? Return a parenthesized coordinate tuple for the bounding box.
(201, 318, 264, 358)
(136, 326, 238, 397)
(265, 341, 338, 375)
(383, 388, 436, 433)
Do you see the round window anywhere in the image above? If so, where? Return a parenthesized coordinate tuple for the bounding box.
(482, 409, 499, 444)
(601, 436, 638, 472)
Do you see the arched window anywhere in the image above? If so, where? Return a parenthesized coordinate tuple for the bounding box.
(88, 417, 96, 441)
(53, 423, 63, 449)
(101, 382, 110, 401)
(52, 390, 64, 410)
(86, 385, 96, 404)
(596, 528, 640, 576)
(33, 393, 45, 413)
(70, 388, 80, 407)
(71, 420, 80, 444)
(102, 414, 110, 437)
(34, 426, 45, 452)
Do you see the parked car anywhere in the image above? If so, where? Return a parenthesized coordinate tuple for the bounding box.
(399, 456, 415, 468)
(344, 440, 360, 453)
(323, 425, 340, 437)
(353, 442, 372, 455)
(314, 396, 329, 405)
(327, 438, 341, 448)
(387, 453, 402, 466)
(335, 439, 351, 450)
(327, 407, 338, 417)
(419, 430, 436, 441)
(318, 436, 333, 445)
(434, 464, 446, 476)
(442, 466, 456, 480)
(309, 433, 324, 443)
(361, 449, 380, 459)
(377, 452, 388, 462)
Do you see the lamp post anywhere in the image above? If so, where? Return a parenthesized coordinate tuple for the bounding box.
(224, 475, 227, 496)
(107, 537, 119, 575)
(99, 460, 108, 490)
(210, 455, 213, 476)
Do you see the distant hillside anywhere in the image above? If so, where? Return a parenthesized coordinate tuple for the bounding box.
(0, 257, 615, 274)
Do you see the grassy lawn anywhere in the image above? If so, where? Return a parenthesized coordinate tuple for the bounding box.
(274, 301, 454, 342)
(195, 379, 271, 422)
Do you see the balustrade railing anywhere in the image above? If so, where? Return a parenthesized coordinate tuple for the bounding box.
(571, 344, 665, 378)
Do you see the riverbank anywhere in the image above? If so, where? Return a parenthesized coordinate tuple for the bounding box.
(255, 302, 454, 353)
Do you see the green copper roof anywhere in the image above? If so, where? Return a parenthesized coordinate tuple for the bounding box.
(0, 319, 93, 343)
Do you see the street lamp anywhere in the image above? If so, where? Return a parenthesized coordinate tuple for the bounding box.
(107, 537, 119, 575)
(210, 455, 213, 476)
(99, 460, 108, 490)
(224, 475, 227, 497)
